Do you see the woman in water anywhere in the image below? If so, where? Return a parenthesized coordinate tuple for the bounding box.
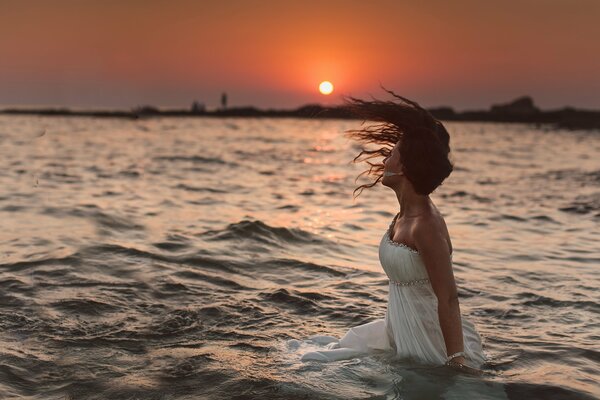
(300, 87, 485, 375)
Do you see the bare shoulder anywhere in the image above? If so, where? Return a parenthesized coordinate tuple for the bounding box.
(412, 211, 453, 257)
(412, 209, 445, 237)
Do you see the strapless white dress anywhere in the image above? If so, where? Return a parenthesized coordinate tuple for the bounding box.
(300, 214, 486, 369)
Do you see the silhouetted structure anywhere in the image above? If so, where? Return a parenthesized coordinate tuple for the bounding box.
(191, 100, 205, 113)
(2, 96, 599, 130)
(221, 92, 228, 110)
(132, 105, 160, 117)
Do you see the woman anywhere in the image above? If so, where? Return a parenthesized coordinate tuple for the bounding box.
(300, 87, 486, 375)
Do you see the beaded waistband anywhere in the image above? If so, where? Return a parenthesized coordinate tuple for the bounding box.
(389, 277, 430, 286)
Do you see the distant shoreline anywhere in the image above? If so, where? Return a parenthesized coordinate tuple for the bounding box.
(2, 96, 599, 130)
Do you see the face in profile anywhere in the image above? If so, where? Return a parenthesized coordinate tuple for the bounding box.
(381, 139, 405, 188)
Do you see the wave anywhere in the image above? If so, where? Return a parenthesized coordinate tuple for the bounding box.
(1, 242, 354, 310)
(559, 193, 600, 216)
(173, 270, 250, 290)
(172, 184, 227, 193)
(532, 168, 600, 185)
(504, 382, 597, 400)
(258, 257, 348, 277)
(146, 308, 204, 338)
(41, 205, 146, 232)
(200, 219, 333, 247)
(441, 190, 494, 203)
(50, 298, 123, 316)
(517, 292, 600, 313)
(0, 254, 80, 273)
(258, 288, 320, 313)
(153, 155, 229, 165)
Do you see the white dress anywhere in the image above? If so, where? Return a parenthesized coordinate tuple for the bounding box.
(300, 213, 486, 369)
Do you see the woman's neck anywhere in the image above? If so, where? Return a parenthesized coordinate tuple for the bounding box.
(396, 189, 431, 218)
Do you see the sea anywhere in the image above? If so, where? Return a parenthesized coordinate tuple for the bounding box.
(0, 115, 598, 399)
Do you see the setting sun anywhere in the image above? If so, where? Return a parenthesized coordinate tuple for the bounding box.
(319, 81, 334, 95)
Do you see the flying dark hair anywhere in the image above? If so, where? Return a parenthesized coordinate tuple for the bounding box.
(342, 85, 453, 198)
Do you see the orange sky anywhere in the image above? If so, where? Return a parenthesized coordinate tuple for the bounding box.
(1, 0, 599, 110)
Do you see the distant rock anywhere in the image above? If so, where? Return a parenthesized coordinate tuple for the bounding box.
(490, 96, 540, 115)
(428, 107, 456, 120)
(295, 104, 327, 117)
(213, 106, 261, 116)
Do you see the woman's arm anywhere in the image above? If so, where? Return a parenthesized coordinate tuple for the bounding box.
(412, 219, 465, 362)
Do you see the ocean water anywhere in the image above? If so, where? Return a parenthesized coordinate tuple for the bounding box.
(0, 115, 598, 400)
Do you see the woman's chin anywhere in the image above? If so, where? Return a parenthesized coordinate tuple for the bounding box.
(382, 176, 402, 190)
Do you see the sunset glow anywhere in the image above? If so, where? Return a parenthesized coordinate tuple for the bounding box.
(0, 1, 598, 110)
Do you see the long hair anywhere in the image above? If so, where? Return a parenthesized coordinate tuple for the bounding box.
(342, 85, 453, 199)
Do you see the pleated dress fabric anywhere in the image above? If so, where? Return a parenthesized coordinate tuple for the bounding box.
(300, 215, 486, 369)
